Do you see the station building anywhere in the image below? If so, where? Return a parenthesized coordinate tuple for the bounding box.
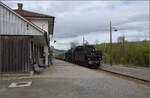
(0, 2, 55, 73)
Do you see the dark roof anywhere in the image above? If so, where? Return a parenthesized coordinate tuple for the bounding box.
(13, 9, 55, 18)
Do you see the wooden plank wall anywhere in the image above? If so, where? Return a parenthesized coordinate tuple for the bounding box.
(0, 36, 30, 73)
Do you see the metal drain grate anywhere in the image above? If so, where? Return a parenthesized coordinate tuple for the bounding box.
(9, 81, 32, 88)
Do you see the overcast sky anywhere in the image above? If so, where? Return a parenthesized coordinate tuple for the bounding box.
(3, 1, 149, 50)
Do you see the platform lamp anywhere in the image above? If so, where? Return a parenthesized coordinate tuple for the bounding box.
(54, 40, 56, 43)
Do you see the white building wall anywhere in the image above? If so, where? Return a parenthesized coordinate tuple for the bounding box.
(30, 19, 48, 33)
(0, 3, 44, 35)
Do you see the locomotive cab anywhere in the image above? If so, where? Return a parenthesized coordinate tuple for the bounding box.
(84, 46, 102, 68)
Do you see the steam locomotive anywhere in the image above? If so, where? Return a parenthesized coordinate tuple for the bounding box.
(56, 45, 102, 69)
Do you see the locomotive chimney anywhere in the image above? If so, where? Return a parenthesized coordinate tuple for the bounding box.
(18, 3, 23, 10)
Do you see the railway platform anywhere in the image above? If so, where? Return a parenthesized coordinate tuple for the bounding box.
(100, 64, 150, 82)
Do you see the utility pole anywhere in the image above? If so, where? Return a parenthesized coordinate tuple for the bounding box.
(110, 21, 112, 66)
(149, 23, 150, 68)
(83, 36, 84, 46)
(82, 32, 85, 46)
(123, 36, 125, 65)
(104, 42, 106, 64)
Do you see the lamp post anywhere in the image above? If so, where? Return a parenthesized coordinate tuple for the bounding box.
(149, 24, 150, 68)
(109, 21, 118, 66)
(110, 21, 112, 66)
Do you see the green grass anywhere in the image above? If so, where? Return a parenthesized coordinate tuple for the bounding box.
(94, 40, 150, 67)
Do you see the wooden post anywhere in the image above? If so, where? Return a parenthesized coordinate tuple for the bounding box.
(104, 42, 106, 64)
(122, 36, 125, 65)
(110, 21, 112, 66)
(149, 26, 150, 68)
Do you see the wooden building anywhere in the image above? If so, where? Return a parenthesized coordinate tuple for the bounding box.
(0, 2, 54, 73)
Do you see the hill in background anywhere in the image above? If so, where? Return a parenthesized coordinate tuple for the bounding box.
(53, 49, 66, 56)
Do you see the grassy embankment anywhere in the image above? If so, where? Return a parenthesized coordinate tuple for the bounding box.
(94, 40, 150, 67)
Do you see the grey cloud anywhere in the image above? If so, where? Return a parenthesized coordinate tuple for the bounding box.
(116, 13, 149, 26)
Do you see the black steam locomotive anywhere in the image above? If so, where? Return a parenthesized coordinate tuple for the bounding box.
(56, 45, 102, 69)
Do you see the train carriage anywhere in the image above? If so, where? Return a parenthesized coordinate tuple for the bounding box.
(56, 45, 102, 69)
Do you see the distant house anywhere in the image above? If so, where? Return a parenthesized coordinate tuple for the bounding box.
(0, 2, 55, 73)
